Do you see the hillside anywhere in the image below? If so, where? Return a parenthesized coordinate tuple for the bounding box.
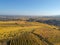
(0, 21, 60, 45)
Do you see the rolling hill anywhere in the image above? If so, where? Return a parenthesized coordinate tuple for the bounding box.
(0, 21, 60, 45)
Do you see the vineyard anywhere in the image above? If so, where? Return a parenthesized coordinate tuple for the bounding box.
(0, 21, 60, 45)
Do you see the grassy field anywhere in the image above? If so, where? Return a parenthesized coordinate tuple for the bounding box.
(0, 21, 60, 45)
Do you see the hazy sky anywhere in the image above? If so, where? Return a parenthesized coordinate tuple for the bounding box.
(0, 0, 60, 16)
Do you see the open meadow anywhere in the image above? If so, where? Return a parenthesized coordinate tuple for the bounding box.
(0, 21, 60, 45)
